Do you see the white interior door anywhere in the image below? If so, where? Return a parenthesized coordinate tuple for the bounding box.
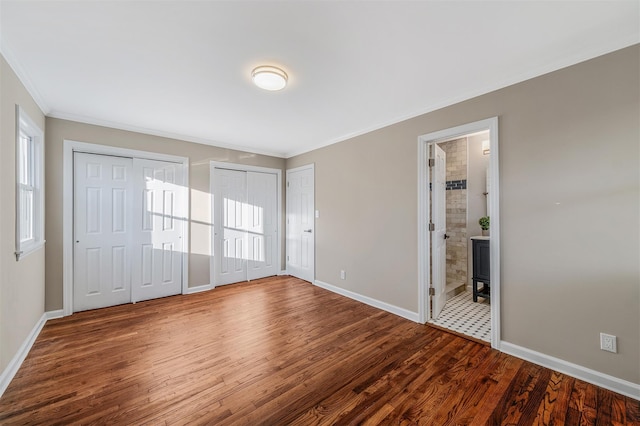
(247, 172, 278, 280)
(131, 159, 184, 302)
(286, 166, 314, 283)
(73, 153, 133, 312)
(432, 144, 447, 319)
(213, 168, 248, 285)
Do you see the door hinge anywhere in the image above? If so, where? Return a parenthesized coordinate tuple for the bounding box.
(428, 159, 435, 167)
(429, 222, 435, 231)
(287, 181, 290, 187)
(429, 287, 435, 296)
(287, 255, 290, 261)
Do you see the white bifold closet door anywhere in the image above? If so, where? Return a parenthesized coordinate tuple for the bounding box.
(131, 159, 184, 302)
(213, 169, 277, 286)
(74, 153, 133, 312)
(74, 153, 184, 312)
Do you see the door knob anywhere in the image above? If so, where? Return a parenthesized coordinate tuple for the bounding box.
(303, 229, 312, 233)
(444, 234, 450, 240)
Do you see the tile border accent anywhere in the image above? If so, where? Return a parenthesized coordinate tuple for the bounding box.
(446, 179, 467, 190)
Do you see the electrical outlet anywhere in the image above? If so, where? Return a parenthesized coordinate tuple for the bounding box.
(600, 333, 617, 353)
(340, 270, 346, 280)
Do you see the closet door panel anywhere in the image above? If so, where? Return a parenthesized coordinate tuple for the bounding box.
(213, 169, 248, 285)
(131, 159, 185, 302)
(73, 153, 133, 312)
(247, 172, 278, 280)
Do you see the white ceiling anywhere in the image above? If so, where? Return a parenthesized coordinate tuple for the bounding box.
(1, 1, 638, 158)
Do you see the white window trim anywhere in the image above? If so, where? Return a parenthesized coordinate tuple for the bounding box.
(15, 105, 45, 261)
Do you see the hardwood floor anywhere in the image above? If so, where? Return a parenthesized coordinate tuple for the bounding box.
(1, 276, 638, 425)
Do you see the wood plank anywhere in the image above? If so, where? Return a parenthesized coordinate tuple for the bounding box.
(608, 391, 627, 426)
(547, 373, 575, 426)
(595, 387, 614, 425)
(532, 370, 563, 425)
(337, 336, 474, 425)
(566, 379, 598, 425)
(487, 362, 545, 424)
(468, 353, 524, 426)
(426, 321, 491, 347)
(431, 352, 517, 425)
(627, 397, 640, 425)
(381, 343, 490, 424)
(0, 276, 636, 425)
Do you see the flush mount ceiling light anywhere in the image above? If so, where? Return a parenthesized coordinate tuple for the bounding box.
(251, 66, 288, 91)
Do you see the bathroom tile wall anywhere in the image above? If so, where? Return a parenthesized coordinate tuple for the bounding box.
(438, 138, 467, 289)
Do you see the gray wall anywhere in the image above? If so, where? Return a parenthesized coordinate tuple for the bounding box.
(287, 45, 639, 384)
(45, 118, 286, 311)
(0, 56, 46, 372)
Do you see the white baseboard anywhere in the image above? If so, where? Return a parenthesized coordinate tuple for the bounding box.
(278, 270, 289, 276)
(0, 312, 47, 397)
(501, 341, 640, 400)
(184, 284, 214, 294)
(314, 280, 419, 322)
(45, 309, 64, 320)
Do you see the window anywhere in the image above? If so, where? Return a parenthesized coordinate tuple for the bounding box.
(15, 106, 44, 260)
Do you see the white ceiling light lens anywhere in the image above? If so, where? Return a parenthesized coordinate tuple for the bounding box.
(252, 66, 288, 91)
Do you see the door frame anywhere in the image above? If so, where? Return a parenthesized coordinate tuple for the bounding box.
(430, 143, 447, 320)
(285, 163, 315, 282)
(209, 161, 283, 287)
(63, 140, 190, 316)
(417, 117, 501, 349)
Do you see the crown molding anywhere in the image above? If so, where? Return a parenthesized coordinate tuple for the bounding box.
(47, 111, 287, 159)
(0, 42, 50, 115)
(283, 36, 639, 158)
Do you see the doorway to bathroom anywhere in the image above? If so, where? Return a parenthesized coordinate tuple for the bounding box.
(418, 117, 500, 349)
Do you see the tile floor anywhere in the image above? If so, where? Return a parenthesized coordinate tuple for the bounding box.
(429, 291, 491, 342)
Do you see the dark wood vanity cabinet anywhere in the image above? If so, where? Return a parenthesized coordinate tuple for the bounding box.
(472, 238, 490, 302)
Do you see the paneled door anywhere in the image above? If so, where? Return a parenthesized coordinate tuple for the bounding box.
(247, 172, 278, 280)
(73, 153, 133, 312)
(212, 168, 279, 286)
(286, 165, 314, 283)
(213, 168, 248, 285)
(74, 153, 185, 312)
(131, 159, 185, 302)
(431, 144, 447, 319)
